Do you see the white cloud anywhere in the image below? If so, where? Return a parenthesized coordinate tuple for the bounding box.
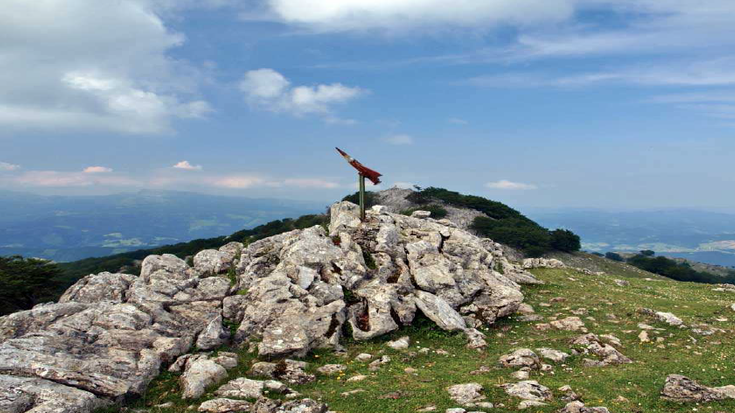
(467, 58, 735, 89)
(486, 180, 537, 190)
(83, 166, 113, 174)
(209, 175, 270, 189)
(0, 0, 211, 134)
(10, 171, 138, 187)
(0, 162, 20, 172)
(283, 179, 340, 189)
(239, 68, 366, 121)
(384, 134, 414, 145)
(173, 161, 203, 171)
(264, 0, 577, 32)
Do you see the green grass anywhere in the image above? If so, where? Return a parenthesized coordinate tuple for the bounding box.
(102, 267, 735, 413)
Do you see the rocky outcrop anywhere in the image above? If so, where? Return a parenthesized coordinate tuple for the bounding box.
(232, 201, 536, 357)
(661, 374, 735, 403)
(0, 252, 236, 412)
(0, 200, 536, 413)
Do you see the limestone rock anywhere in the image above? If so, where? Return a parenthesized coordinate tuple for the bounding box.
(536, 348, 570, 363)
(0, 302, 89, 341)
(0, 374, 107, 413)
(251, 398, 327, 413)
(661, 374, 735, 403)
(215, 378, 265, 399)
(316, 364, 346, 376)
(197, 315, 230, 350)
(59, 272, 136, 304)
(559, 401, 610, 413)
(550, 317, 585, 331)
(198, 398, 251, 413)
(249, 360, 316, 385)
(499, 349, 540, 369)
(522, 258, 566, 269)
(181, 355, 229, 399)
(446, 383, 486, 406)
(572, 334, 631, 367)
(501, 381, 552, 402)
(639, 308, 685, 327)
(387, 336, 411, 350)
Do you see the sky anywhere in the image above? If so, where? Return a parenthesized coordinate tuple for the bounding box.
(2, 0, 735, 209)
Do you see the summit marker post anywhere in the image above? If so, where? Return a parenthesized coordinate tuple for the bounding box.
(335, 147, 383, 221)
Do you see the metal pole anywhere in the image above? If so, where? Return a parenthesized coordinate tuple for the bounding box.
(358, 173, 366, 221)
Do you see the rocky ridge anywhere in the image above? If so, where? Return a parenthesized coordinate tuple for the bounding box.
(0, 200, 540, 413)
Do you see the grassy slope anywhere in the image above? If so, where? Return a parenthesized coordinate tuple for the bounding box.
(104, 264, 735, 413)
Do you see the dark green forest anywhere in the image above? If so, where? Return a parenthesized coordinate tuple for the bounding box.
(623, 252, 735, 285)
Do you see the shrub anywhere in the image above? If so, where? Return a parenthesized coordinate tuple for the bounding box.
(342, 191, 377, 209)
(550, 229, 581, 252)
(640, 250, 656, 257)
(470, 216, 551, 257)
(605, 252, 624, 262)
(0, 256, 63, 315)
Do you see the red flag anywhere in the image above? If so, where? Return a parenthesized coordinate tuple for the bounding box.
(336, 147, 382, 185)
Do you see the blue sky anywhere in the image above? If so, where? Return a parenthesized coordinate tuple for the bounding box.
(2, 0, 735, 209)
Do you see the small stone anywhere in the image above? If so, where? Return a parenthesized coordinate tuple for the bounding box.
(347, 375, 367, 382)
(499, 349, 540, 369)
(501, 380, 552, 402)
(317, 364, 346, 376)
(447, 383, 486, 406)
(387, 336, 411, 350)
(355, 353, 373, 362)
(535, 348, 570, 363)
(341, 389, 366, 397)
(519, 400, 547, 409)
(638, 331, 650, 342)
(550, 316, 585, 331)
(511, 370, 530, 380)
(560, 401, 610, 413)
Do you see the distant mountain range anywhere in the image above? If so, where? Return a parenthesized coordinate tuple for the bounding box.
(0, 190, 324, 262)
(527, 208, 735, 267)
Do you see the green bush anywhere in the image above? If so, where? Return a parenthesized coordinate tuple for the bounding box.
(342, 191, 377, 209)
(0, 256, 63, 315)
(470, 217, 551, 257)
(605, 252, 624, 262)
(550, 229, 581, 252)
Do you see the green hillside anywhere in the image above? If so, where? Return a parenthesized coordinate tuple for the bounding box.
(100, 263, 735, 413)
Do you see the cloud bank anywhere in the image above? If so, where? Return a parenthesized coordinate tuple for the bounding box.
(486, 180, 537, 190)
(239, 68, 365, 122)
(0, 0, 211, 135)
